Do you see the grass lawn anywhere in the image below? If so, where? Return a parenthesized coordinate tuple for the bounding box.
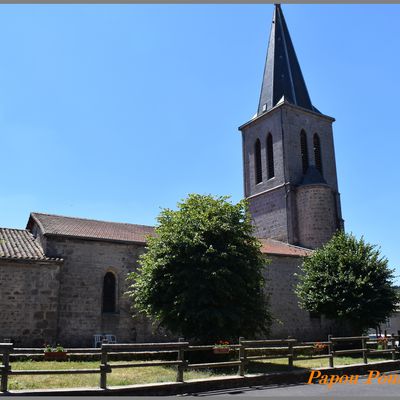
(9, 360, 216, 390)
(8, 355, 391, 390)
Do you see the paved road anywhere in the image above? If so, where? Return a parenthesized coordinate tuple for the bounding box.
(191, 372, 400, 397)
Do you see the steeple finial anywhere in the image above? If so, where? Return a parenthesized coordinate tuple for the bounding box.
(258, 4, 315, 115)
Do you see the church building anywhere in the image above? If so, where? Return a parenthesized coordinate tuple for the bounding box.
(0, 5, 344, 347)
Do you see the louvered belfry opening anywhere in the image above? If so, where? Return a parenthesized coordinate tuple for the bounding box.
(255, 138, 263, 184)
(102, 272, 116, 313)
(300, 130, 309, 174)
(266, 133, 275, 179)
(313, 133, 323, 174)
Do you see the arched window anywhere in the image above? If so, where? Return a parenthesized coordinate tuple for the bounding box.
(313, 133, 322, 174)
(254, 138, 262, 184)
(102, 272, 116, 313)
(300, 130, 309, 174)
(266, 133, 274, 179)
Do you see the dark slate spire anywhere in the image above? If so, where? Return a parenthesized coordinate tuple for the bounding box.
(258, 4, 315, 115)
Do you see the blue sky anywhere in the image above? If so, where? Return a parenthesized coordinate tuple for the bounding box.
(1, 4, 399, 282)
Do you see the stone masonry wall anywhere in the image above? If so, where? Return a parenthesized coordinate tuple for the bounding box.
(0, 260, 61, 346)
(44, 236, 160, 347)
(241, 108, 285, 199)
(241, 103, 343, 245)
(0, 240, 345, 346)
(281, 105, 339, 190)
(295, 185, 338, 249)
(248, 186, 288, 241)
(265, 255, 347, 340)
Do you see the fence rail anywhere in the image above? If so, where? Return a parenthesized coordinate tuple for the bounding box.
(9, 369, 100, 376)
(1, 333, 399, 392)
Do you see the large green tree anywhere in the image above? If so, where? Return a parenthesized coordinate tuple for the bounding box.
(127, 194, 271, 343)
(296, 231, 398, 333)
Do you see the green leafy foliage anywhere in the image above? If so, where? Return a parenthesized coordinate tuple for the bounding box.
(296, 231, 399, 333)
(127, 194, 271, 343)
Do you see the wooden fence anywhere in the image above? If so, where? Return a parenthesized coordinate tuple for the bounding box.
(0, 334, 399, 392)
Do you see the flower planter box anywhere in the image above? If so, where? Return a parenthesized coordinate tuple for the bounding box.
(213, 347, 230, 354)
(44, 351, 68, 361)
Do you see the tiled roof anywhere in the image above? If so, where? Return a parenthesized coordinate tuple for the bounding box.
(28, 213, 311, 257)
(29, 213, 155, 244)
(259, 238, 312, 257)
(0, 228, 61, 262)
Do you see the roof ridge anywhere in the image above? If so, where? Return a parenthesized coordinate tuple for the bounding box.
(30, 212, 155, 229)
(261, 238, 312, 251)
(263, 238, 312, 251)
(0, 227, 31, 232)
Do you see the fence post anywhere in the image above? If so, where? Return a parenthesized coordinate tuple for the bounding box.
(0, 344, 12, 393)
(391, 333, 396, 360)
(238, 337, 245, 377)
(328, 335, 334, 368)
(100, 343, 108, 389)
(287, 337, 294, 367)
(176, 338, 185, 383)
(362, 337, 368, 364)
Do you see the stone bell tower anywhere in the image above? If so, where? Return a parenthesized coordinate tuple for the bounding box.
(239, 4, 344, 249)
